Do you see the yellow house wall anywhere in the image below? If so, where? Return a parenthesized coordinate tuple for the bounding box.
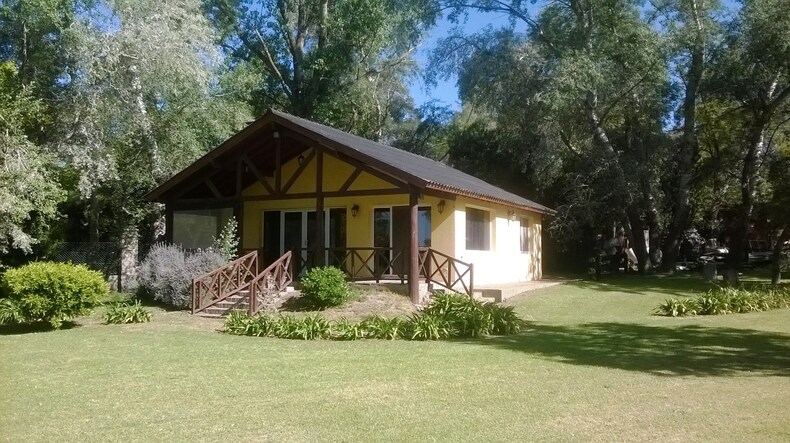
(238, 145, 542, 285)
(240, 147, 454, 255)
(453, 196, 543, 285)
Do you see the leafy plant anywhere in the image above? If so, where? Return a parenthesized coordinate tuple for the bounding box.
(1, 261, 107, 328)
(104, 301, 151, 324)
(332, 317, 368, 340)
(360, 315, 405, 340)
(485, 304, 524, 335)
(405, 313, 453, 340)
(299, 266, 350, 309)
(138, 243, 226, 308)
(295, 314, 332, 340)
(213, 217, 240, 261)
(656, 286, 790, 317)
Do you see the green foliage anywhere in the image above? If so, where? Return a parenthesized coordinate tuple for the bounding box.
(222, 291, 527, 341)
(104, 301, 152, 324)
(360, 315, 405, 340)
(138, 243, 227, 308)
(1, 262, 107, 328)
(212, 217, 239, 261)
(656, 286, 790, 317)
(331, 317, 368, 340)
(0, 61, 65, 258)
(299, 266, 350, 309)
(404, 313, 453, 340)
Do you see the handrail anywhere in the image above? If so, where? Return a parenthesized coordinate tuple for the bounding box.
(293, 247, 406, 283)
(248, 251, 293, 315)
(419, 247, 474, 296)
(192, 250, 258, 314)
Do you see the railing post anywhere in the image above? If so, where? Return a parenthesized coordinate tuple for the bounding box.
(469, 263, 474, 297)
(249, 284, 256, 315)
(192, 279, 197, 314)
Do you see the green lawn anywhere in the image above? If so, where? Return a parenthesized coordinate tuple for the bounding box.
(2, 276, 789, 442)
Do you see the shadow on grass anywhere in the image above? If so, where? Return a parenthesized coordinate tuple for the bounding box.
(567, 275, 716, 297)
(0, 320, 81, 335)
(464, 321, 790, 377)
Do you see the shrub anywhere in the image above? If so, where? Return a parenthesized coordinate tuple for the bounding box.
(421, 291, 494, 338)
(299, 266, 350, 309)
(405, 313, 453, 340)
(104, 301, 151, 324)
(213, 217, 240, 261)
(332, 317, 368, 340)
(485, 304, 524, 335)
(656, 298, 698, 317)
(1, 261, 107, 328)
(360, 315, 405, 340)
(138, 243, 226, 308)
(656, 286, 790, 317)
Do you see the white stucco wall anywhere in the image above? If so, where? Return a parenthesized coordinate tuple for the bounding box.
(452, 197, 543, 286)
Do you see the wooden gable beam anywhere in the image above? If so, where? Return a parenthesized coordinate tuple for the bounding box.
(339, 167, 364, 192)
(281, 148, 316, 194)
(241, 155, 276, 195)
(205, 178, 223, 198)
(331, 151, 410, 190)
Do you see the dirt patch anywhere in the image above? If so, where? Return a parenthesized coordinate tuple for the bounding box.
(276, 285, 417, 321)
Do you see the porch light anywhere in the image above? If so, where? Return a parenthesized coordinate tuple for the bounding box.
(437, 200, 446, 214)
(351, 204, 359, 217)
(508, 210, 517, 221)
(297, 154, 304, 165)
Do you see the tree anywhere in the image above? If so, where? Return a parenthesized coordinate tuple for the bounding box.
(0, 61, 64, 259)
(54, 0, 251, 245)
(709, 0, 790, 283)
(657, 0, 723, 272)
(436, 0, 669, 273)
(206, 0, 439, 138)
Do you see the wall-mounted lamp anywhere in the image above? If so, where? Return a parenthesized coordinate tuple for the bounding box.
(437, 199, 446, 214)
(297, 154, 305, 165)
(351, 204, 359, 218)
(508, 210, 518, 222)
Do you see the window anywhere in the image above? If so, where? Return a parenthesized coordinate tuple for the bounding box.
(173, 208, 233, 250)
(466, 208, 490, 250)
(520, 218, 531, 253)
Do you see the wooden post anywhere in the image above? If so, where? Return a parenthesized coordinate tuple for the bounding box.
(274, 131, 282, 193)
(314, 147, 325, 267)
(165, 203, 174, 244)
(409, 190, 420, 304)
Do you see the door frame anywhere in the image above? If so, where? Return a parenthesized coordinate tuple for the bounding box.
(370, 204, 432, 275)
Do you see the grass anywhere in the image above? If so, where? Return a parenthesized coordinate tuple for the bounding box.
(1, 276, 789, 442)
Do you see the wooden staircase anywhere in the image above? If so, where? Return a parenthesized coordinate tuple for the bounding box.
(192, 250, 293, 317)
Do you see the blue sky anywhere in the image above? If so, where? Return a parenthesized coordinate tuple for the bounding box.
(407, 12, 523, 111)
(408, 1, 741, 111)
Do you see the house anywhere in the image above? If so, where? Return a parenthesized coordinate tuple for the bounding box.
(146, 110, 554, 308)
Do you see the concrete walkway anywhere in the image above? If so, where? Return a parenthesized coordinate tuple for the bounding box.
(474, 278, 569, 302)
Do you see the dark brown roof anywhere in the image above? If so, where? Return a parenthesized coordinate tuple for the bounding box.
(147, 109, 554, 214)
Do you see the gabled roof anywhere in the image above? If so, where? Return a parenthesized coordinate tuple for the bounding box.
(147, 109, 554, 215)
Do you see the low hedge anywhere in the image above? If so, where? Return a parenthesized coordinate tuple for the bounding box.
(656, 286, 790, 317)
(222, 291, 526, 341)
(0, 261, 107, 328)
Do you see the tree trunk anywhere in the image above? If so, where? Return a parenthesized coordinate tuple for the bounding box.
(88, 195, 102, 243)
(771, 227, 788, 285)
(726, 118, 768, 285)
(663, 23, 704, 273)
(627, 207, 650, 274)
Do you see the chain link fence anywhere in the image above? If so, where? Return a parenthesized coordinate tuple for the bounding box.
(50, 242, 121, 277)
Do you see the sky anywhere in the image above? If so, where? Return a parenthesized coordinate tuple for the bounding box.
(407, 11, 525, 111)
(408, 1, 741, 111)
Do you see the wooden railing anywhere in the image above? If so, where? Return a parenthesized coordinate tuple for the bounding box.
(192, 250, 258, 314)
(248, 251, 293, 315)
(293, 247, 407, 283)
(419, 247, 474, 296)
